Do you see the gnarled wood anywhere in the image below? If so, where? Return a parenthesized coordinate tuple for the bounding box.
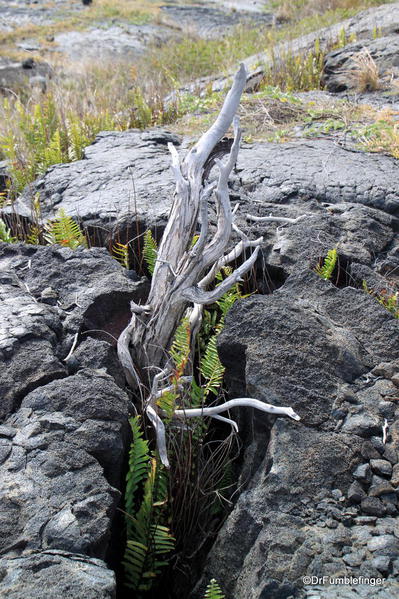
(118, 64, 301, 465)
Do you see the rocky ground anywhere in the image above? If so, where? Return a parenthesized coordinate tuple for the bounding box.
(1, 1, 399, 599)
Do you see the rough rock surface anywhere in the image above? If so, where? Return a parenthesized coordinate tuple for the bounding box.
(234, 139, 399, 216)
(0, 0, 84, 32)
(53, 23, 176, 61)
(0, 57, 51, 93)
(0, 551, 116, 599)
(5, 134, 399, 241)
(0, 242, 148, 596)
(177, 2, 399, 96)
(4, 130, 181, 241)
(192, 181, 399, 597)
(161, 4, 274, 40)
(323, 35, 399, 92)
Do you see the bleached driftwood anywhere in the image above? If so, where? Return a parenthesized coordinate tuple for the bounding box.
(118, 63, 300, 466)
(246, 213, 309, 224)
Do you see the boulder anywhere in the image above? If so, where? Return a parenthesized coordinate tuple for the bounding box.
(0, 242, 146, 420)
(323, 35, 399, 93)
(193, 267, 399, 598)
(0, 369, 129, 597)
(0, 58, 51, 93)
(0, 242, 147, 597)
(4, 130, 181, 243)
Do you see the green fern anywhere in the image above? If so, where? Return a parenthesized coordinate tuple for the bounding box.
(204, 579, 225, 599)
(44, 209, 87, 249)
(315, 248, 338, 280)
(1, 95, 119, 197)
(0, 218, 15, 242)
(170, 316, 191, 376)
(112, 242, 129, 269)
(200, 334, 225, 399)
(125, 417, 151, 522)
(363, 280, 399, 319)
(124, 417, 175, 594)
(156, 389, 178, 419)
(25, 225, 41, 245)
(143, 230, 158, 275)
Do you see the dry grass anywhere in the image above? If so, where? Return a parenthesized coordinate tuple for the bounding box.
(273, 0, 392, 22)
(348, 47, 380, 92)
(359, 109, 399, 158)
(0, 0, 395, 191)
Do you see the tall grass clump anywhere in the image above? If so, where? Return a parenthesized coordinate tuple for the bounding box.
(0, 59, 180, 196)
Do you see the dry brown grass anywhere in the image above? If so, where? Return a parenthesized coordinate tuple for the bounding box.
(274, 0, 391, 22)
(348, 47, 380, 92)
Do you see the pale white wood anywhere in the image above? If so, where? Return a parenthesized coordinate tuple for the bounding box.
(117, 64, 301, 466)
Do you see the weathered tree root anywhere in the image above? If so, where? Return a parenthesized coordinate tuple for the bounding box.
(118, 63, 301, 467)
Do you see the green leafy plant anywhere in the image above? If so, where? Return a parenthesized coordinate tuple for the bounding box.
(0, 218, 15, 242)
(1, 95, 118, 195)
(204, 579, 225, 599)
(200, 335, 226, 399)
(170, 316, 191, 377)
(315, 248, 338, 280)
(362, 280, 399, 318)
(124, 417, 175, 595)
(43, 208, 87, 249)
(358, 113, 399, 159)
(143, 230, 158, 275)
(112, 242, 129, 269)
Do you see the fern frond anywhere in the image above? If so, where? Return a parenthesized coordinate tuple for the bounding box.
(204, 579, 225, 599)
(124, 455, 175, 592)
(44, 209, 87, 249)
(0, 218, 15, 242)
(170, 316, 191, 376)
(216, 266, 247, 319)
(156, 389, 178, 419)
(143, 229, 158, 275)
(200, 334, 225, 398)
(26, 225, 41, 245)
(112, 242, 129, 269)
(125, 417, 150, 519)
(315, 248, 338, 280)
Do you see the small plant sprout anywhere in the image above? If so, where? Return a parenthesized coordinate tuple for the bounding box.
(315, 248, 338, 281)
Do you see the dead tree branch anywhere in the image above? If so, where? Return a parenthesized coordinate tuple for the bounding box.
(118, 63, 301, 466)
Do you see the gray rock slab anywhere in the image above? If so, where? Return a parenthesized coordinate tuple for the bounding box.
(53, 23, 176, 60)
(0, 551, 116, 598)
(5, 135, 399, 244)
(5, 129, 181, 235)
(323, 35, 399, 92)
(0, 242, 146, 421)
(234, 139, 399, 216)
(160, 4, 274, 39)
(0, 369, 128, 596)
(0, 241, 143, 595)
(193, 267, 399, 598)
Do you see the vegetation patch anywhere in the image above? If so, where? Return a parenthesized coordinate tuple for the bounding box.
(0, 0, 396, 204)
(357, 109, 399, 159)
